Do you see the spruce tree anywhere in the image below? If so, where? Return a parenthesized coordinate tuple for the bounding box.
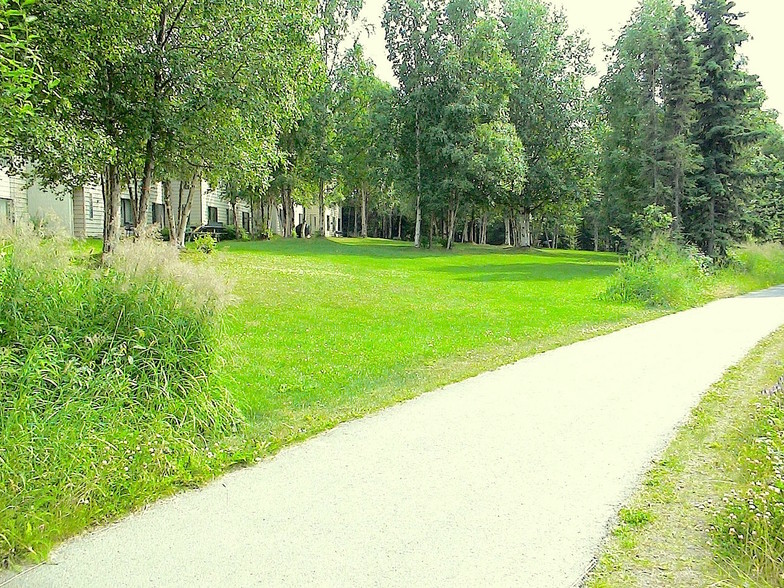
(691, 0, 761, 257)
(662, 4, 702, 232)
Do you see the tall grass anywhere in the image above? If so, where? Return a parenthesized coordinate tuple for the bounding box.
(603, 237, 784, 308)
(0, 227, 244, 566)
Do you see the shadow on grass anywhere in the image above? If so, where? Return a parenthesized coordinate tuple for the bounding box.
(219, 237, 620, 265)
(427, 261, 619, 282)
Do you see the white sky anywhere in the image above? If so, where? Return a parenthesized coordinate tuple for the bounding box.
(354, 0, 784, 119)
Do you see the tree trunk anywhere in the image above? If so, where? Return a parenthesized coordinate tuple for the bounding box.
(280, 186, 294, 237)
(397, 213, 403, 240)
(446, 195, 459, 250)
(360, 187, 368, 238)
(514, 208, 532, 248)
(174, 172, 198, 247)
(428, 214, 434, 248)
(318, 179, 325, 237)
(101, 163, 122, 259)
(673, 161, 682, 232)
(232, 199, 241, 232)
(707, 198, 716, 258)
(462, 218, 469, 243)
(414, 110, 422, 248)
(248, 193, 256, 236)
(353, 205, 358, 237)
(593, 217, 599, 252)
(163, 180, 176, 246)
(504, 216, 511, 246)
(133, 137, 155, 232)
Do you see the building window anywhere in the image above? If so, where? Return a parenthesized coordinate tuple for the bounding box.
(338, 218, 341, 232)
(152, 203, 166, 227)
(326, 215, 330, 232)
(121, 199, 133, 226)
(208, 206, 218, 224)
(0, 198, 11, 224)
(226, 208, 233, 225)
(88, 196, 94, 220)
(242, 212, 250, 232)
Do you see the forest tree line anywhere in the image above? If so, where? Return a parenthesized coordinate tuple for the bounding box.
(1, 0, 782, 258)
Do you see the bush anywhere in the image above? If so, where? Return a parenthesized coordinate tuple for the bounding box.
(222, 225, 250, 241)
(0, 227, 243, 566)
(193, 232, 216, 254)
(254, 227, 271, 241)
(223, 224, 237, 240)
(602, 235, 711, 308)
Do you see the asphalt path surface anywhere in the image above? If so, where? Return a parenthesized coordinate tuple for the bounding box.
(7, 286, 784, 587)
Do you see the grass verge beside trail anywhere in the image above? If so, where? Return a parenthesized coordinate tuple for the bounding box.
(587, 327, 784, 588)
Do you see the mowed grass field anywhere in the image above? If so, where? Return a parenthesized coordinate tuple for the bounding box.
(212, 238, 661, 451)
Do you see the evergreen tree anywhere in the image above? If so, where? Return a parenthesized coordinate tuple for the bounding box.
(599, 0, 673, 246)
(690, 0, 762, 257)
(662, 4, 703, 232)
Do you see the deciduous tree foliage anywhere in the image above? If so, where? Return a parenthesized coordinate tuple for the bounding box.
(500, 0, 594, 247)
(17, 0, 320, 252)
(0, 0, 42, 156)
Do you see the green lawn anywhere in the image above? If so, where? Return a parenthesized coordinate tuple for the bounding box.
(212, 238, 661, 451)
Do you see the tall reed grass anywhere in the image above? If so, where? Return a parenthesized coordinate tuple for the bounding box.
(0, 227, 244, 566)
(603, 237, 784, 308)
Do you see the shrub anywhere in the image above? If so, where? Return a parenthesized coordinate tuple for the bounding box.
(221, 225, 250, 242)
(223, 224, 237, 240)
(0, 228, 243, 566)
(193, 232, 216, 254)
(254, 227, 271, 241)
(602, 235, 710, 308)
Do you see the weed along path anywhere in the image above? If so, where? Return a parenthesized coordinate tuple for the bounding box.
(8, 286, 784, 587)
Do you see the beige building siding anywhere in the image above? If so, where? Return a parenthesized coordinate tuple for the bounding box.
(262, 202, 342, 237)
(199, 182, 251, 229)
(304, 203, 342, 237)
(0, 171, 11, 225)
(166, 180, 202, 228)
(73, 188, 86, 238)
(119, 182, 166, 229)
(202, 182, 224, 226)
(26, 180, 74, 235)
(73, 184, 104, 238)
(0, 171, 30, 225)
(0, 170, 254, 238)
(10, 175, 28, 223)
